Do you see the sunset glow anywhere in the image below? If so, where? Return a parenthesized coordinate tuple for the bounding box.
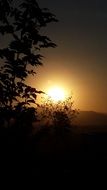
(47, 86, 65, 101)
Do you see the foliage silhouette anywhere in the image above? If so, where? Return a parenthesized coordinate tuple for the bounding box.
(0, 0, 57, 128)
(38, 96, 78, 133)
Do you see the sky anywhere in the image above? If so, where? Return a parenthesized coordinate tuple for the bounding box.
(0, 0, 107, 113)
(28, 0, 107, 113)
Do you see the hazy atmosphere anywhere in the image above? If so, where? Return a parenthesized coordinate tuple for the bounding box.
(0, 0, 107, 112)
(1, 0, 107, 179)
(28, 0, 107, 113)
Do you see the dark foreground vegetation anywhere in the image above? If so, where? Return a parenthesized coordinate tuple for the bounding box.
(1, 122, 107, 178)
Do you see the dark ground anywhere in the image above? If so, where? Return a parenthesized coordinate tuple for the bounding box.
(0, 125, 107, 179)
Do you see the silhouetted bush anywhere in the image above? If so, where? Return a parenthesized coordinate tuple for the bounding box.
(38, 96, 78, 133)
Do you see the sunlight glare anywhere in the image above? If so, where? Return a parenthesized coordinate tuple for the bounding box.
(47, 86, 65, 101)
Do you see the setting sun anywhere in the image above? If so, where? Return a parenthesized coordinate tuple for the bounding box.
(47, 86, 65, 101)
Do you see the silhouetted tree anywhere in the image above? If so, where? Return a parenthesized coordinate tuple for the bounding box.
(38, 96, 78, 131)
(0, 0, 57, 127)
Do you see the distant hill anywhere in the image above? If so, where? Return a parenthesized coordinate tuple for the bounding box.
(73, 111, 107, 126)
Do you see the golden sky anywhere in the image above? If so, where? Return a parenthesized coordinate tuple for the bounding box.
(30, 0, 107, 113)
(0, 0, 107, 113)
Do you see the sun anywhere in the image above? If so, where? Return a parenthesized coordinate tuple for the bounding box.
(47, 86, 65, 101)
